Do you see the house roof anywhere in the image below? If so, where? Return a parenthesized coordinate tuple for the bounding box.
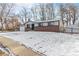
(27, 20, 59, 24)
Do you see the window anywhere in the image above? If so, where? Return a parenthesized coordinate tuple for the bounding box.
(48, 22, 51, 26)
(43, 23, 48, 26)
(35, 24, 38, 27)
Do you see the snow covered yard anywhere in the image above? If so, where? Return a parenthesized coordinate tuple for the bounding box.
(0, 31, 79, 56)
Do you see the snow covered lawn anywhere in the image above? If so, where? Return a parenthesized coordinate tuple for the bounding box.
(0, 31, 79, 56)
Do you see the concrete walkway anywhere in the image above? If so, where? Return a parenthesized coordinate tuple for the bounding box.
(0, 36, 40, 56)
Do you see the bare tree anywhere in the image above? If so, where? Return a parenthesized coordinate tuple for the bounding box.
(19, 7, 28, 25)
(31, 3, 54, 21)
(0, 3, 15, 31)
(68, 4, 77, 25)
(0, 3, 15, 17)
(59, 4, 65, 25)
(59, 3, 77, 26)
(6, 3, 15, 17)
(31, 6, 37, 21)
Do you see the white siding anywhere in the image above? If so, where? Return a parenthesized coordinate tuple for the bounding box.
(43, 23, 48, 26)
(35, 24, 39, 27)
(20, 26, 25, 31)
(50, 22, 58, 25)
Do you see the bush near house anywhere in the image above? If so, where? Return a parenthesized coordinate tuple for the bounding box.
(0, 16, 20, 31)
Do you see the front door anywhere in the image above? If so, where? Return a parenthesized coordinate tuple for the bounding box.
(31, 24, 34, 30)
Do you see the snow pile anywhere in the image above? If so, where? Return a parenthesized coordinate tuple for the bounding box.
(0, 31, 79, 56)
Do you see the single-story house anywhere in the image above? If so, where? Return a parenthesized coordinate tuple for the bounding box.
(25, 20, 60, 32)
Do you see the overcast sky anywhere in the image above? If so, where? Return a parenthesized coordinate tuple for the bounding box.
(14, 3, 34, 14)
